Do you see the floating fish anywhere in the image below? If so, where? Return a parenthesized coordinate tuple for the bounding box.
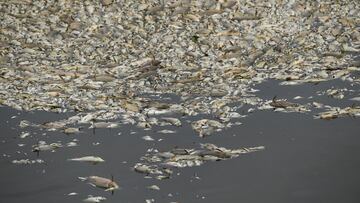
(79, 176, 119, 192)
(147, 185, 160, 191)
(83, 195, 107, 203)
(269, 96, 299, 108)
(63, 127, 81, 134)
(158, 129, 176, 134)
(68, 156, 105, 164)
(161, 117, 181, 126)
(32, 142, 62, 153)
(192, 119, 225, 137)
(135, 143, 264, 178)
(142, 135, 154, 141)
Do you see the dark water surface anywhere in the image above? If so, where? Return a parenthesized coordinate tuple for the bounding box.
(1, 81, 360, 203)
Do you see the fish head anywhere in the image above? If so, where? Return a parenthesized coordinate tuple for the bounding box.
(96, 157, 105, 163)
(107, 181, 119, 190)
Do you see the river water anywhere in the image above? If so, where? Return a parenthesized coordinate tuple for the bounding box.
(0, 80, 359, 203)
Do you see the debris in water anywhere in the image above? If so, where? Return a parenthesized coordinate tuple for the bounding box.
(12, 159, 45, 165)
(145, 199, 155, 203)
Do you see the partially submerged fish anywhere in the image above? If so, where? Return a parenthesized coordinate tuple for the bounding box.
(191, 119, 225, 137)
(270, 96, 299, 108)
(135, 143, 265, 178)
(79, 176, 119, 192)
(147, 185, 160, 191)
(68, 156, 105, 164)
(32, 142, 62, 153)
(63, 127, 81, 134)
(83, 195, 107, 203)
(161, 117, 181, 126)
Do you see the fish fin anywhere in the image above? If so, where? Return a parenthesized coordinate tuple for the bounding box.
(105, 187, 114, 192)
(89, 183, 96, 187)
(78, 177, 87, 181)
(272, 96, 277, 102)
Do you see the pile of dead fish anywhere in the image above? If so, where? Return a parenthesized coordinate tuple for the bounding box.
(0, 0, 359, 201)
(134, 143, 265, 180)
(0, 0, 358, 138)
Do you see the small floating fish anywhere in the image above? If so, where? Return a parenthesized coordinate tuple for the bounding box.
(83, 195, 107, 203)
(32, 142, 62, 153)
(142, 135, 154, 141)
(158, 129, 176, 134)
(63, 127, 81, 134)
(147, 185, 160, 191)
(68, 156, 105, 164)
(161, 117, 181, 126)
(269, 96, 299, 108)
(79, 176, 119, 192)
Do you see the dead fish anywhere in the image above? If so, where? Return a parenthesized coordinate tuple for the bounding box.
(222, 0, 237, 9)
(350, 97, 360, 101)
(156, 151, 175, 159)
(40, 121, 67, 130)
(146, 108, 173, 116)
(134, 164, 150, 174)
(133, 164, 156, 174)
(68, 156, 105, 164)
(19, 120, 31, 128)
(147, 185, 160, 191)
(191, 119, 225, 137)
(83, 195, 107, 203)
(79, 176, 119, 192)
(91, 74, 116, 82)
(19, 132, 30, 139)
(171, 148, 190, 155)
(79, 114, 95, 124)
(146, 5, 164, 15)
(32, 142, 62, 153)
(158, 129, 176, 134)
(63, 127, 81, 134)
(89, 122, 120, 129)
(232, 13, 262, 21)
(197, 150, 232, 159)
(142, 135, 154, 141)
(161, 117, 181, 126)
(317, 112, 338, 120)
(270, 96, 299, 108)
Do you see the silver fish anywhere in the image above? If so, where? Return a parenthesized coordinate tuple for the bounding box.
(68, 156, 105, 164)
(83, 196, 107, 203)
(80, 176, 119, 191)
